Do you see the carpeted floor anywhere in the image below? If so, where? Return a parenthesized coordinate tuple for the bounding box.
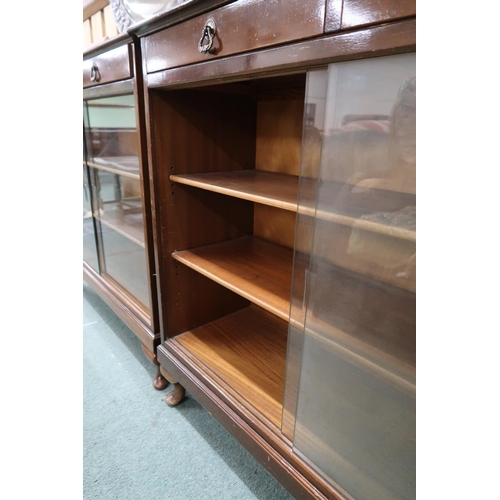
(83, 282, 294, 500)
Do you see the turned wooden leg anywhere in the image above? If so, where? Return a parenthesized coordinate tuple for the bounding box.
(141, 344, 169, 390)
(160, 365, 186, 406)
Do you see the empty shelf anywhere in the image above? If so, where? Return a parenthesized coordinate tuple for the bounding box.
(175, 305, 288, 427)
(170, 170, 300, 211)
(171, 170, 415, 241)
(172, 236, 294, 321)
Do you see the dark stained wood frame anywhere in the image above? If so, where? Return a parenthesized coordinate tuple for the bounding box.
(146, 18, 416, 89)
(338, 0, 416, 31)
(144, 0, 326, 74)
(83, 43, 134, 88)
(126, 0, 416, 40)
(84, 262, 156, 350)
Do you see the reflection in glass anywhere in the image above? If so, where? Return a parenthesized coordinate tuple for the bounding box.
(84, 94, 151, 314)
(288, 53, 416, 500)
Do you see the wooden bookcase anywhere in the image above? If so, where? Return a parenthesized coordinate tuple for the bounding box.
(142, 32, 415, 499)
(82, 1, 417, 498)
(82, 34, 168, 390)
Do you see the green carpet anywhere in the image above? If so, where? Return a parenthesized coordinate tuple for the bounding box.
(83, 282, 294, 500)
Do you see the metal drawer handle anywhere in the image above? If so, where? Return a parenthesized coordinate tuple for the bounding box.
(198, 18, 216, 54)
(90, 63, 100, 82)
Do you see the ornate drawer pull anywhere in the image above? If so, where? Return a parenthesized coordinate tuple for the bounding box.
(90, 63, 100, 82)
(198, 18, 216, 54)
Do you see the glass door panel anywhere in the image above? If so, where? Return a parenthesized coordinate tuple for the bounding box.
(85, 94, 151, 315)
(83, 163, 99, 271)
(83, 108, 99, 272)
(288, 53, 416, 500)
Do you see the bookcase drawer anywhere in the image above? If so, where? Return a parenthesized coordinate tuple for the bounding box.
(145, 0, 325, 74)
(83, 44, 132, 88)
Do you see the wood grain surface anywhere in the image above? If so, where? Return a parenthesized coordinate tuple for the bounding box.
(144, 0, 326, 74)
(147, 87, 256, 337)
(253, 205, 296, 250)
(170, 170, 299, 211)
(176, 305, 288, 427)
(341, 0, 416, 29)
(83, 43, 132, 87)
(172, 236, 294, 321)
(256, 98, 304, 176)
(147, 20, 416, 90)
(170, 170, 414, 242)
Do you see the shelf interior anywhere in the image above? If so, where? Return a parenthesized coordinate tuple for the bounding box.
(172, 236, 295, 322)
(170, 170, 300, 212)
(175, 305, 288, 428)
(154, 72, 415, 430)
(173, 233, 414, 391)
(170, 170, 415, 242)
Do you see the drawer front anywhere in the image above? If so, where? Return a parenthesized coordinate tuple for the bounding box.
(338, 0, 416, 30)
(145, 0, 326, 74)
(83, 44, 133, 87)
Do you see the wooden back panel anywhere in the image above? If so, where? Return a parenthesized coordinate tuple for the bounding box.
(149, 87, 256, 336)
(254, 79, 305, 249)
(150, 75, 307, 335)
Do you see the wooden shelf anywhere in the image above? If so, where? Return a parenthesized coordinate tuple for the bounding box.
(175, 305, 288, 428)
(170, 170, 415, 242)
(170, 170, 300, 212)
(172, 236, 294, 322)
(95, 200, 145, 247)
(88, 156, 140, 180)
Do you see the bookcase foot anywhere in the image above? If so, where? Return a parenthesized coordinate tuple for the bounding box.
(160, 365, 186, 406)
(153, 365, 169, 390)
(141, 343, 169, 390)
(165, 382, 186, 406)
